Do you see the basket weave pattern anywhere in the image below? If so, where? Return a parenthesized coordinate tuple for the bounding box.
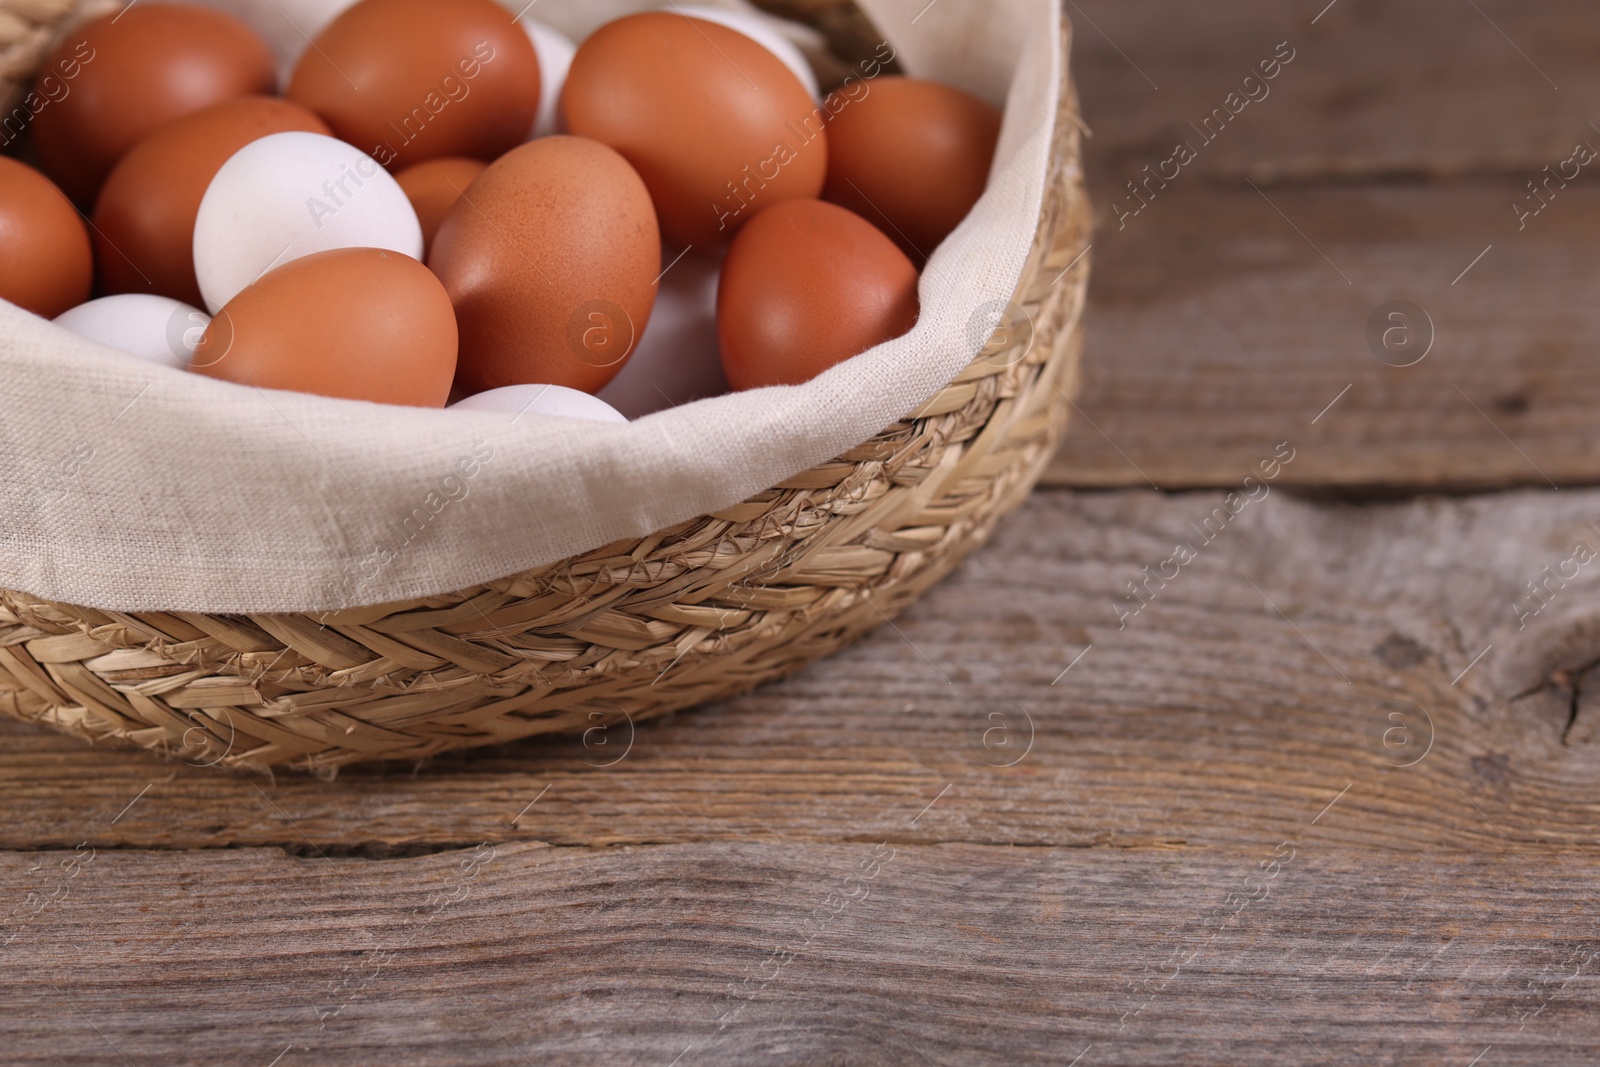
(0, 7, 1090, 771)
(0, 0, 114, 116)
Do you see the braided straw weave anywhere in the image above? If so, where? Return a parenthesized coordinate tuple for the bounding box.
(0, 1, 1090, 772)
(0, 0, 113, 116)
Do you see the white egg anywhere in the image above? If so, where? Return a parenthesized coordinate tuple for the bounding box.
(669, 5, 819, 100)
(451, 384, 627, 423)
(53, 294, 209, 371)
(193, 131, 422, 312)
(597, 247, 728, 419)
(521, 18, 576, 139)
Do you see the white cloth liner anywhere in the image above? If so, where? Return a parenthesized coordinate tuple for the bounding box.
(0, 0, 1061, 612)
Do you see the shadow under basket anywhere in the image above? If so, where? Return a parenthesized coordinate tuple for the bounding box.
(0, 1, 1091, 772)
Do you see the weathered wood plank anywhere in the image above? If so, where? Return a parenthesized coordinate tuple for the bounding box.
(6, 487, 1600, 855)
(1044, 180, 1600, 489)
(1038, 0, 1600, 490)
(2, 842, 1597, 1065)
(1072, 0, 1599, 184)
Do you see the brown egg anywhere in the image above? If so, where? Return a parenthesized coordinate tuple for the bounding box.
(718, 199, 918, 390)
(0, 157, 92, 317)
(822, 76, 1002, 259)
(428, 136, 659, 395)
(191, 247, 456, 407)
(93, 97, 331, 306)
(288, 0, 540, 170)
(32, 4, 277, 205)
(394, 157, 487, 255)
(562, 12, 825, 249)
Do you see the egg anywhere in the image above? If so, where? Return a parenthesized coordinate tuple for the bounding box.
(394, 157, 487, 256)
(597, 247, 727, 418)
(668, 6, 819, 100)
(428, 136, 659, 395)
(193, 131, 423, 313)
(562, 12, 826, 249)
(0, 157, 91, 318)
(451, 384, 626, 423)
(190, 247, 456, 407)
(288, 0, 541, 170)
(53, 294, 208, 370)
(521, 19, 575, 139)
(32, 3, 277, 205)
(93, 97, 332, 306)
(822, 76, 1002, 259)
(718, 199, 918, 390)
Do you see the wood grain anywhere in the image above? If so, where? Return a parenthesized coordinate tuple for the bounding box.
(3, 842, 1597, 1065)
(1040, 0, 1600, 490)
(6, 488, 1600, 856)
(1072, 0, 1598, 184)
(1044, 181, 1600, 489)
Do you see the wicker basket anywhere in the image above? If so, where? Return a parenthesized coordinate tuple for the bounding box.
(0, 0, 1090, 772)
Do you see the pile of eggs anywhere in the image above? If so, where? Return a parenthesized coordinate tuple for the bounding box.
(0, 0, 1002, 421)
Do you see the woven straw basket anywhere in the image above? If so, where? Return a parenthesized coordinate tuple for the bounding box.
(0, 0, 1089, 772)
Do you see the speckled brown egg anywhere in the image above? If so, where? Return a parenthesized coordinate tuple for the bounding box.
(287, 0, 540, 170)
(562, 11, 825, 249)
(823, 76, 1001, 259)
(395, 157, 487, 256)
(428, 136, 659, 395)
(0, 157, 92, 317)
(92, 96, 331, 306)
(718, 199, 918, 390)
(32, 3, 277, 205)
(191, 247, 456, 407)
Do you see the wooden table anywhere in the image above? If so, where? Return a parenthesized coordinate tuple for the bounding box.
(7, 2, 1600, 1062)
